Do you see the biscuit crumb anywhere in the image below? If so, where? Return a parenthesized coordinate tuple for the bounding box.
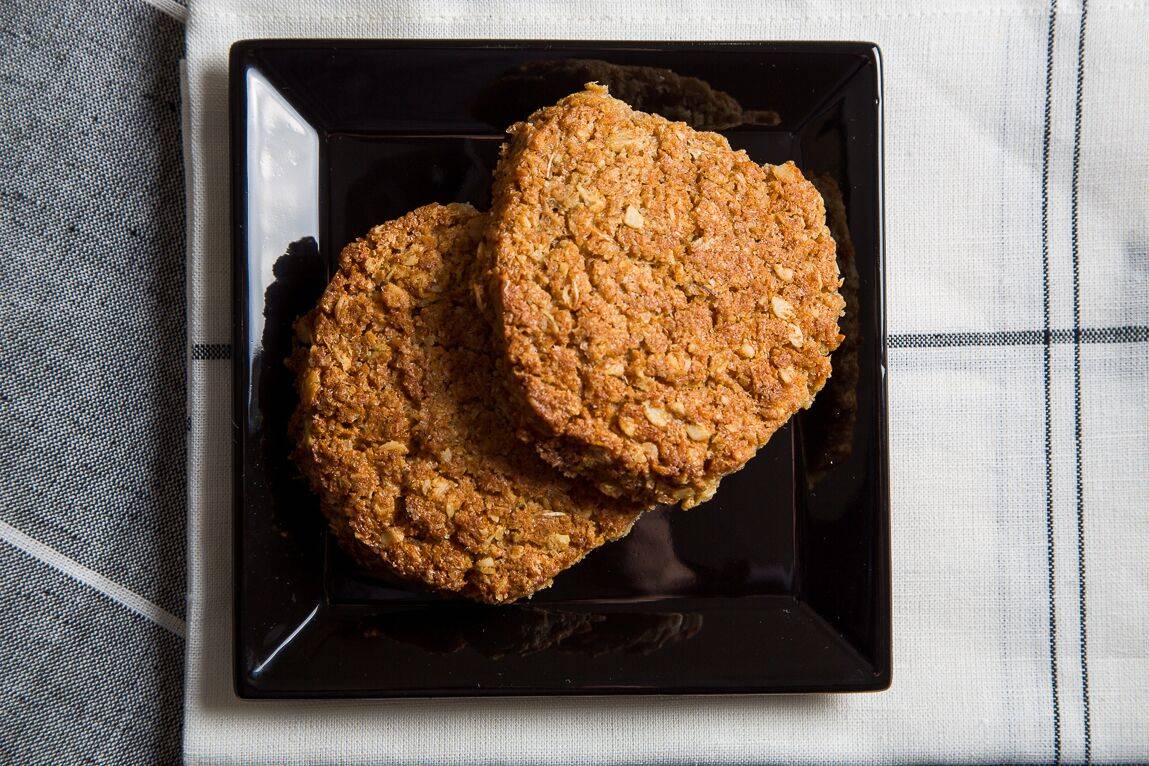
(624, 205, 645, 229)
(643, 405, 670, 427)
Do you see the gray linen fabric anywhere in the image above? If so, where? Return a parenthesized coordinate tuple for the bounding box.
(3, 0, 1149, 762)
(0, 546, 184, 764)
(0, 0, 187, 763)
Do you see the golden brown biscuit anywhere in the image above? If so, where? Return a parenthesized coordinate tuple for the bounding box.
(482, 86, 844, 507)
(290, 203, 645, 604)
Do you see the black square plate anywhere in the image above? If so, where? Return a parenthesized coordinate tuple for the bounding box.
(231, 40, 888, 698)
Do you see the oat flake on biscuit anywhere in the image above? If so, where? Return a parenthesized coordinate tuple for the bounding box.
(290, 203, 645, 604)
(482, 84, 845, 508)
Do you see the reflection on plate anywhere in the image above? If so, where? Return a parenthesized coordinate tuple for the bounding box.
(474, 58, 780, 130)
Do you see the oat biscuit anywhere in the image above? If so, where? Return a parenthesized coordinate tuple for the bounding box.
(291, 203, 645, 604)
(482, 85, 845, 507)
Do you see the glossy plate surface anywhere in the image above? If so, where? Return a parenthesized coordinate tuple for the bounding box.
(231, 40, 888, 698)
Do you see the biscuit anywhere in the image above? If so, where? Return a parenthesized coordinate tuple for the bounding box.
(482, 85, 844, 507)
(291, 203, 645, 604)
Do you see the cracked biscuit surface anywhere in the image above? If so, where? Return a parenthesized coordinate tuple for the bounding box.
(483, 85, 845, 507)
(290, 203, 645, 604)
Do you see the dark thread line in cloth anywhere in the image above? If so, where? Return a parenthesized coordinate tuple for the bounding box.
(1040, 0, 1062, 761)
(1069, 0, 1093, 760)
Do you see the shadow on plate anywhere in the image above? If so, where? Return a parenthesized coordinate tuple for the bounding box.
(358, 606, 703, 659)
(253, 236, 328, 539)
(801, 174, 861, 485)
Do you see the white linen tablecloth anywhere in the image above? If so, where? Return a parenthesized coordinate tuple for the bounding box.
(184, 0, 1149, 762)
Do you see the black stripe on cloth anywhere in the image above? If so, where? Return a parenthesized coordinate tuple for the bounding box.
(887, 325, 1148, 349)
(1040, 0, 1063, 761)
(191, 343, 232, 360)
(1070, 0, 1093, 760)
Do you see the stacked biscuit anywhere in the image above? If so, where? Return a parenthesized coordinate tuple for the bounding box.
(291, 85, 845, 604)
